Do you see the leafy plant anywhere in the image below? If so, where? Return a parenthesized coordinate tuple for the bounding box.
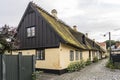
(0, 25, 16, 54)
(106, 60, 115, 69)
(80, 60, 85, 68)
(32, 71, 43, 80)
(93, 56, 99, 63)
(114, 63, 120, 69)
(85, 59, 92, 66)
(67, 60, 85, 72)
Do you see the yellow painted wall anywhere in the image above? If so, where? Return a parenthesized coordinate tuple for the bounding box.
(59, 44, 76, 69)
(12, 48, 60, 70)
(59, 43, 90, 69)
(12, 44, 103, 70)
(12, 50, 36, 55)
(82, 51, 89, 61)
(36, 48, 60, 70)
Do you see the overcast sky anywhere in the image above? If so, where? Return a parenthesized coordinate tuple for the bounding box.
(0, 0, 120, 42)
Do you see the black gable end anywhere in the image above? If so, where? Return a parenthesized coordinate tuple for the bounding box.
(16, 2, 63, 49)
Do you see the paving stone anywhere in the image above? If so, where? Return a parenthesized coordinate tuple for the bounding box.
(37, 59, 120, 80)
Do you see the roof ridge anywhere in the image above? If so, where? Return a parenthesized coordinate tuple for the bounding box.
(31, 2, 73, 28)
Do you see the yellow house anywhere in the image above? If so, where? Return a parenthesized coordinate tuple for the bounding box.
(12, 2, 105, 74)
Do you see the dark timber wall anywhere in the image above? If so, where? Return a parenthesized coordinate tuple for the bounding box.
(17, 6, 62, 50)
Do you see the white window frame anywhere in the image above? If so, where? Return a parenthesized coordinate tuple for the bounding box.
(27, 27, 35, 37)
(36, 50, 45, 60)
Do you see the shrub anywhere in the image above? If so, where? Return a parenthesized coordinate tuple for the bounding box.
(67, 62, 80, 72)
(32, 71, 43, 80)
(85, 59, 92, 66)
(67, 60, 85, 72)
(80, 60, 86, 68)
(93, 56, 98, 63)
(114, 63, 120, 69)
(106, 60, 115, 69)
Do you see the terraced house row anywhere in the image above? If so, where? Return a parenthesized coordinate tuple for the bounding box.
(12, 2, 106, 74)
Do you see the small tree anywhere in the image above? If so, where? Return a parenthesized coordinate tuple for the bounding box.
(0, 24, 17, 54)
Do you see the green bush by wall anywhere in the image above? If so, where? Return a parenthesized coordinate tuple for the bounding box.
(67, 60, 85, 72)
(93, 56, 98, 63)
(85, 59, 92, 66)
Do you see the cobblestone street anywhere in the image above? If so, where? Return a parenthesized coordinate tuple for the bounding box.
(38, 59, 120, 80)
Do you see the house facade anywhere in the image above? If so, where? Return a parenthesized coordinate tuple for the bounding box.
(12, 2, 105, 74)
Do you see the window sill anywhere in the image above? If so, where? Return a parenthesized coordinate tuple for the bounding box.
(26, 36, 36, 38)
(36, 59, 45, 60)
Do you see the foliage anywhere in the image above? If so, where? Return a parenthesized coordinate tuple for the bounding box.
(105, 40, 120, 49)
(0, 38, 11, 54)
(106, 60, 120, 69)
(32, 71, 43, 80)
(93, 56, 99, 63)
(106, 60, 115, 69)
(67, 60, 85, 72)
(80, 60, 86, 68)
(0, 24, 17, 54)
(114, 63, 120, 69)
(85, 59, 92, 66)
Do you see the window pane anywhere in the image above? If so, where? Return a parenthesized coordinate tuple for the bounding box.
(76, 51, 79, 60)
(36, 50, 45, 60)
(92, 51, 95, 57)
(89, 51, 91, 60)
(82, 35, 86, 44)
(27, 28, 31, 37)
(31, 27, 35, 36)
(36, 51, 40, 59)
(80, 51, 82, 60)
(70, 50, 74, 61)
(27, 27, 35, 37)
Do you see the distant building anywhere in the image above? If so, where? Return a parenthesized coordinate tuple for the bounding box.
(97, 42, 106, 51)
(115, 42, 120, 49)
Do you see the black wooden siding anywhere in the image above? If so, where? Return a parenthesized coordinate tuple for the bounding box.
(17, 6, 61, 49)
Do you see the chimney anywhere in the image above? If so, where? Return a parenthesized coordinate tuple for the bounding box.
(85, 33, 88, 37)
(51, 9, 58, 19)
(73, 25, 77, 31)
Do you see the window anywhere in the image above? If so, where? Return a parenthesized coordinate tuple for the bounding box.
(36, 50, 45, 60)
(92, 51, 95, 58)
(70, 50, 74, 61)
(80, 51, 82, 60)
(82, 35, 86, 44)
(18, 52, 22, 54)
(75, 50, 79, 60)
(27, 27, 35, 37)
(89, 51, 91, 60)
(93, 41, 95, 47)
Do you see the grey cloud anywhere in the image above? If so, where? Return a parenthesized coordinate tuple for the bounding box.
(0, 0, 120, 42)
